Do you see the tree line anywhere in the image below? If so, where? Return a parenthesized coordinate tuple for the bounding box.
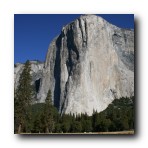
(14, 61, 134, 134)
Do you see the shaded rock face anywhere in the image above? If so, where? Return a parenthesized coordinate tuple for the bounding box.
(14, 61, 44, 98)
(37, 15, 134, 115)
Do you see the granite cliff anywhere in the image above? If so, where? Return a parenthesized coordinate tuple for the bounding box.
(15, 15, 134, 115)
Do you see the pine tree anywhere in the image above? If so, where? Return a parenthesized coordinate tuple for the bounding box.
(71, 121, 82, 133)
(44, 89, 55, 133)
(14, 60, 34, 133)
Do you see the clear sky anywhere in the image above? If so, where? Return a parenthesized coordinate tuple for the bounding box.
(14, 14, 134, 64)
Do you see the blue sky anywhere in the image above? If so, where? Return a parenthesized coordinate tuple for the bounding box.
(14, 14, 134, 64)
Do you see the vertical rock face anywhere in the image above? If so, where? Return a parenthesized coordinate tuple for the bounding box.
(37, 15, 134, 115)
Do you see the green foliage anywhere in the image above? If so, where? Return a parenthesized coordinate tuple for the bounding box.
(44, 90, 55, 133)
(14, 60, 34, 133)
(71, 121, 82, 133)
(29, 103, 45, 133)
(15, 71, 134, 134)
(60, 114, 72, 133)
(95, 97, 134, 132)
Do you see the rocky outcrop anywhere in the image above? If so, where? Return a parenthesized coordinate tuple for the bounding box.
(36, 14, 134, 115)
(14, 61, 44, 97)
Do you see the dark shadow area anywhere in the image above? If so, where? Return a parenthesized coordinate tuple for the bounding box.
(15, 17, 139, 140)
(35, 79, 41, 93)
(54, 35, 62, 110)
(66, 26, 79, 76)
(134, 17, 139, 136)
(60, 26, 80, 112)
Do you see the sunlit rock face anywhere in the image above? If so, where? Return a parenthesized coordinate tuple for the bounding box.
(14, 15, 134, 115)
(37, 15, 134, 115)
